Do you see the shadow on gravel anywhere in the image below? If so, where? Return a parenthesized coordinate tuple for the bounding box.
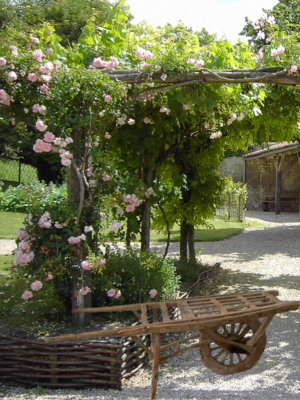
(220, 270, 300, 294)
(198, 225, 300, 263)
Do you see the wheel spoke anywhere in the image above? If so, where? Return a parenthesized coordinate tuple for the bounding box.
(235, 323, 243, 336)
(200, 320, 266, 375)
(238, 325, 251, 338)
(221, 352, 230, 365)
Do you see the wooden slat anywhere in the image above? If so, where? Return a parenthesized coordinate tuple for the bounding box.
(178, 301, 195, 319)
(159, 302, 170, 322)
(140, 305, 148, 325)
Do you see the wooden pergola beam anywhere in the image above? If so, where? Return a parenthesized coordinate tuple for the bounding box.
(105, 67, 299, 86)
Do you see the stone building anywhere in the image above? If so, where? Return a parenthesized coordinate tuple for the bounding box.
(243, 142, 300, 212)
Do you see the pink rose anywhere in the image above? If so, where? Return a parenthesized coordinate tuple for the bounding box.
(149, 289, 157, 299)
(21, 290, 33, 300)
(114, 290, 121, 299)
(277, 45, 285, 54)
(28, 73, 38, 82)
(84, 225, 93, 233)
(126, 204, 135, 212)
(41, 84, 48, 92)
(102, 175, 110, 181)
(11, 118, 15, 125)
(44, 274, 53, 281)
(109, 220, 121, 231)
(81, 260, 91, 270)
(39, 105, 46, 115)
(7, 71, 17, 82)
(32, 49, 44, 60)
(187, 57, 195, 64)
(0, 57, 6, 65)
(18, 241, 30, 251)
(116, 207, 124, 215)
(96, 258, 106, 266)
(79, 287, 90, 295)
(44, 132, 55, 142)
(143, 117, 154, 124)
(17, 229, 27, 240)
(161, 73, 167, 81)
(117, 117, 125, 125)
(86, 167, 93, 177)
(35, 119, 48, 132)
(31, 280, 43, 291)
(194, 59, 204, 68)
(128, 119, 135, 125)
(32, 104, 40, 112)
(93, 57, 106, 67)
(204, 124, 209, 129)
(290, 65, 297, 73)
(33, 139, 51, 153)
(123, 195, 132, 203)
(104, 95, 111, 102)
(107, 289, 116, 297)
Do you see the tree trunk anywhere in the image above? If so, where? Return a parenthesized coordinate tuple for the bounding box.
(141, 199, 151, 251)
(126, 214, 131, 248)
(158, 203, 171, 259)
(140, 167, 155, 252)
(71, 267, 85, 327)
(188, 224, 196, 264)
(180, 220, 188, 263)
(67, 128, 91, 326)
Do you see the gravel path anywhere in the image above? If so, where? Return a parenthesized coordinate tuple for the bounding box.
(1, 211, 300, 399)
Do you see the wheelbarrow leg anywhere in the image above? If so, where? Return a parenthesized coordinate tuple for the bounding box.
(150, 333, 161, 399)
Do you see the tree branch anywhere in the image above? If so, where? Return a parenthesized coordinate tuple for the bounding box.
(104, 67, 295, 86)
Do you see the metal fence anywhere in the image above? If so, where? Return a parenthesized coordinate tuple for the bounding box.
(0, 158, 38, 185)
(216, 193, 245, 222)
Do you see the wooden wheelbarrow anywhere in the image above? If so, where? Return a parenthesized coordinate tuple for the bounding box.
(45, 290, 299, 399)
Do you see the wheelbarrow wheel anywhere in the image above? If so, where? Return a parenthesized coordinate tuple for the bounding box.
(199, 320, 266, 375)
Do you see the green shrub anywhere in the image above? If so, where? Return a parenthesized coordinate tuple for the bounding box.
(92, 250, 181, 306)
(0, 277, 66, 325)
(0, 181, 67, 213)
(174, 259, 208, 283)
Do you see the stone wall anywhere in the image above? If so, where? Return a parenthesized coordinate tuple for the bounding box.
(217, 156, 244, 182)
(245, 153, 300, 211)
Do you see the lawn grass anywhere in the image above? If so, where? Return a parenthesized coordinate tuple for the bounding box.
(0, 254, 14, 277)
(150, 218, 244, 242)
(0, 211, 26, 239)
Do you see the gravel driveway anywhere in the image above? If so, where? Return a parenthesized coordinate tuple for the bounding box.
(1, 211, 300, 399)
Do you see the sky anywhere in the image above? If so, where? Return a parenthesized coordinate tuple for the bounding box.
(125, 0, 279, 44)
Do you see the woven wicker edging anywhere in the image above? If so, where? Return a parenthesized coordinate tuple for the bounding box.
(0, 263, 221, 390)
(0, 333, 149, 389)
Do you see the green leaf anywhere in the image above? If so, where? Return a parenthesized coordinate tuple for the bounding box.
(259, 90, 266, 101)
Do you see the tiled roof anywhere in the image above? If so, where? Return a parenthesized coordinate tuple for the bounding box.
(244, 141, 299, 159)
